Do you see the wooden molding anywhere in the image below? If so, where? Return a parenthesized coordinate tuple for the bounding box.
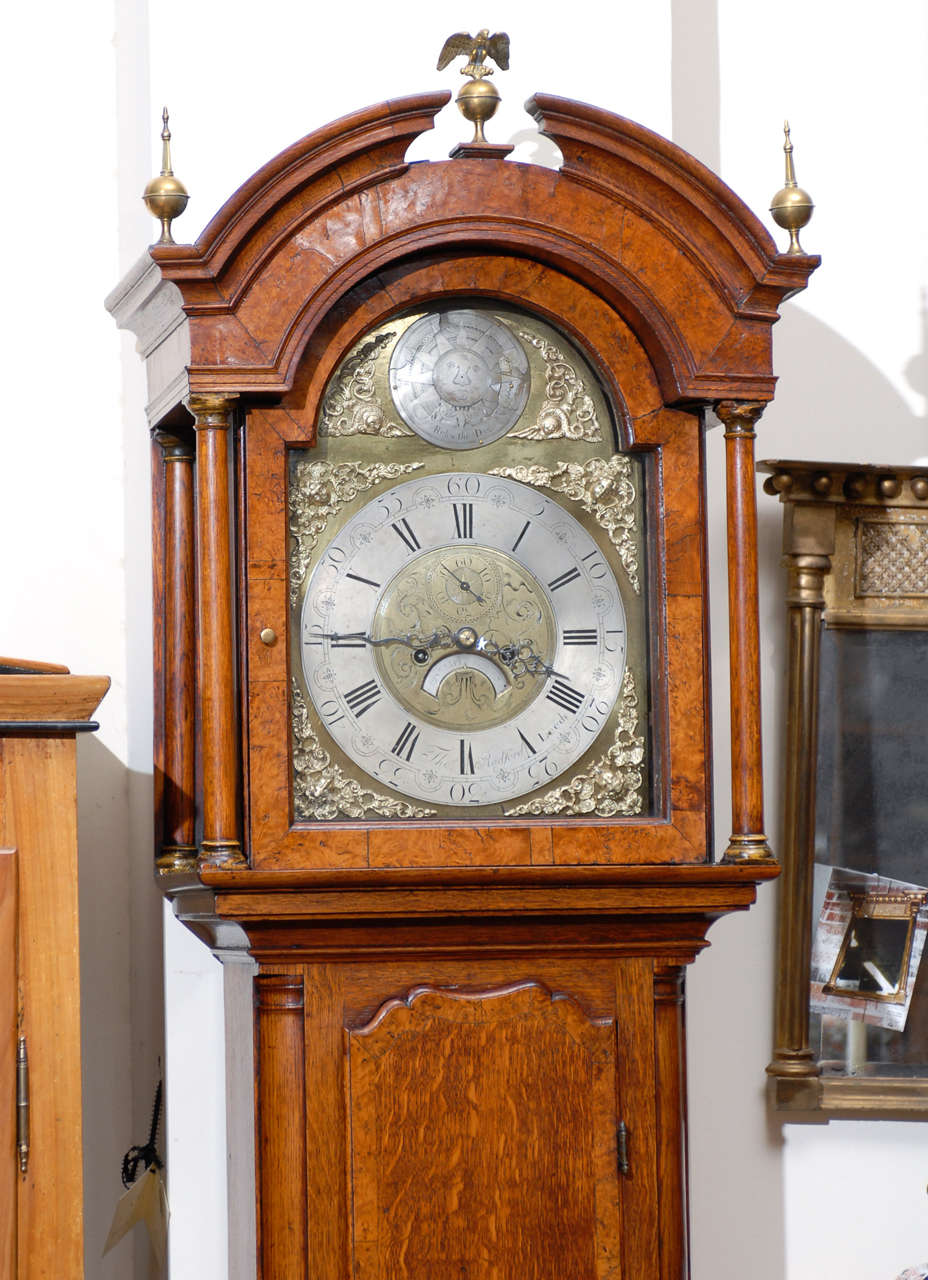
(0, 674, 110, 724)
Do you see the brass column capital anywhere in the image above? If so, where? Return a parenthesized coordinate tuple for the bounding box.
(154, 429, 195, 462)
(716, 400, 766, 437)
(784, 552, 831, 608)
(186, 392, 239, 429)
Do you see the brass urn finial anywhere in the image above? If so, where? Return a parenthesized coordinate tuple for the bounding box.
(770, 121, 814, 255)
(437, 29, 510, 145)
(143, 107, 189, 246)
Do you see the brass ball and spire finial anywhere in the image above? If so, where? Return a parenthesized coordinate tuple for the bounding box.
(143, 108, 189, 246)
(437, 29, 510, 146)
(770, 121, 814, 255)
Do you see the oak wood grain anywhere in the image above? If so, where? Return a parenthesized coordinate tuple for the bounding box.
(346, 982, 620, 1278)
(0, 675, 109, 722)
(0, 737, 83, 1279)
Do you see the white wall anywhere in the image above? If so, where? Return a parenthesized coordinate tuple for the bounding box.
(2, 2, 925, 1276)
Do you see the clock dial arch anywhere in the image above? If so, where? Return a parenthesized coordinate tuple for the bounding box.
(298, 472, 628, 808)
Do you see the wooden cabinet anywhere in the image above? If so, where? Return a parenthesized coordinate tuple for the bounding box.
(0, 660, 109, 1279)
(109, 85, 814, 1277)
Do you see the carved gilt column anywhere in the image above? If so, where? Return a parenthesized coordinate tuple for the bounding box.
(155, 430, 198, 873)
(716, 401, 773, 862)
(187, 393, 246, 869)
(765, 479, 836, 1082)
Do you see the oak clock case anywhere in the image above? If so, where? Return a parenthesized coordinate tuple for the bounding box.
(288, 303, 653, 824)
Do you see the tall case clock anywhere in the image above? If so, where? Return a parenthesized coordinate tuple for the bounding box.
(109, 81, 816, 1278)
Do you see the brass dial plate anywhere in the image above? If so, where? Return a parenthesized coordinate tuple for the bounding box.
(299, 472, 627, 807)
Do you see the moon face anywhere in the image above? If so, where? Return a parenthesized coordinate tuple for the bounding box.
(389, 311, 531, 449)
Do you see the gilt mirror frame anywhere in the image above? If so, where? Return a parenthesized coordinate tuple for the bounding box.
(761, 459, 928, 1115)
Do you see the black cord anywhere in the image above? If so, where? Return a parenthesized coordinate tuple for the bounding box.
(121, 1080, 163, 1188)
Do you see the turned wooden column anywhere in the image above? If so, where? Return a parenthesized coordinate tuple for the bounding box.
(716, 401, 773, 863)
(155, 430, 198, 873)
(187, 393, 245, 869)
(254, 974, 307, 1280)
(653, 963, 689, 1280)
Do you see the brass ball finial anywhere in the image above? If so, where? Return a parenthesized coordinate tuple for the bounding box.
(143, 107, 189, 246)
(770, 121, 814, 255)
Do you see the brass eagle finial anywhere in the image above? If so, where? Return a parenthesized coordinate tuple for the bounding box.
(438, 29, 511, 149)
(437, 29, 510, 80)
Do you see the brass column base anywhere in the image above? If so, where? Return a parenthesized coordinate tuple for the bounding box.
(157, 845, 198, 874)
(721, 833, 775, 864)
(198, 840, 247, 870)
(766, 1049, 820, 1079)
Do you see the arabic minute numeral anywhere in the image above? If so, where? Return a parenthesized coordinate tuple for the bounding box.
(548, 566, 581, 592)
(546, 679, 585, 715)
(344, 679, 381, 718)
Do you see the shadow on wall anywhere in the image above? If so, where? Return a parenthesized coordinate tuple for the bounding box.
(77, 734, 163, 1280)
(690, 302, 925, 1280)
(758, 302, 927, 671)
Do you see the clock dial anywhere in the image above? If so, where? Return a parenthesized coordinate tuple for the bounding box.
(389, 311, 531, 449)
(299, 472, 627, 807)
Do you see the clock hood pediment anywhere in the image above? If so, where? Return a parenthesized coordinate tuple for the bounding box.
(110, 92, 817, 427)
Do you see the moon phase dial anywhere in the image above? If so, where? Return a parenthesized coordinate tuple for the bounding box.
(389, 311, 531, 449)
(299, 473, 628, 809)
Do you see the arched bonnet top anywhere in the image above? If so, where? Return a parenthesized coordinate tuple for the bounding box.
(126, 91, 818, 418)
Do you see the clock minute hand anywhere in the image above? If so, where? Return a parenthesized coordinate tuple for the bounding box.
(320, 628, 454, 650)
